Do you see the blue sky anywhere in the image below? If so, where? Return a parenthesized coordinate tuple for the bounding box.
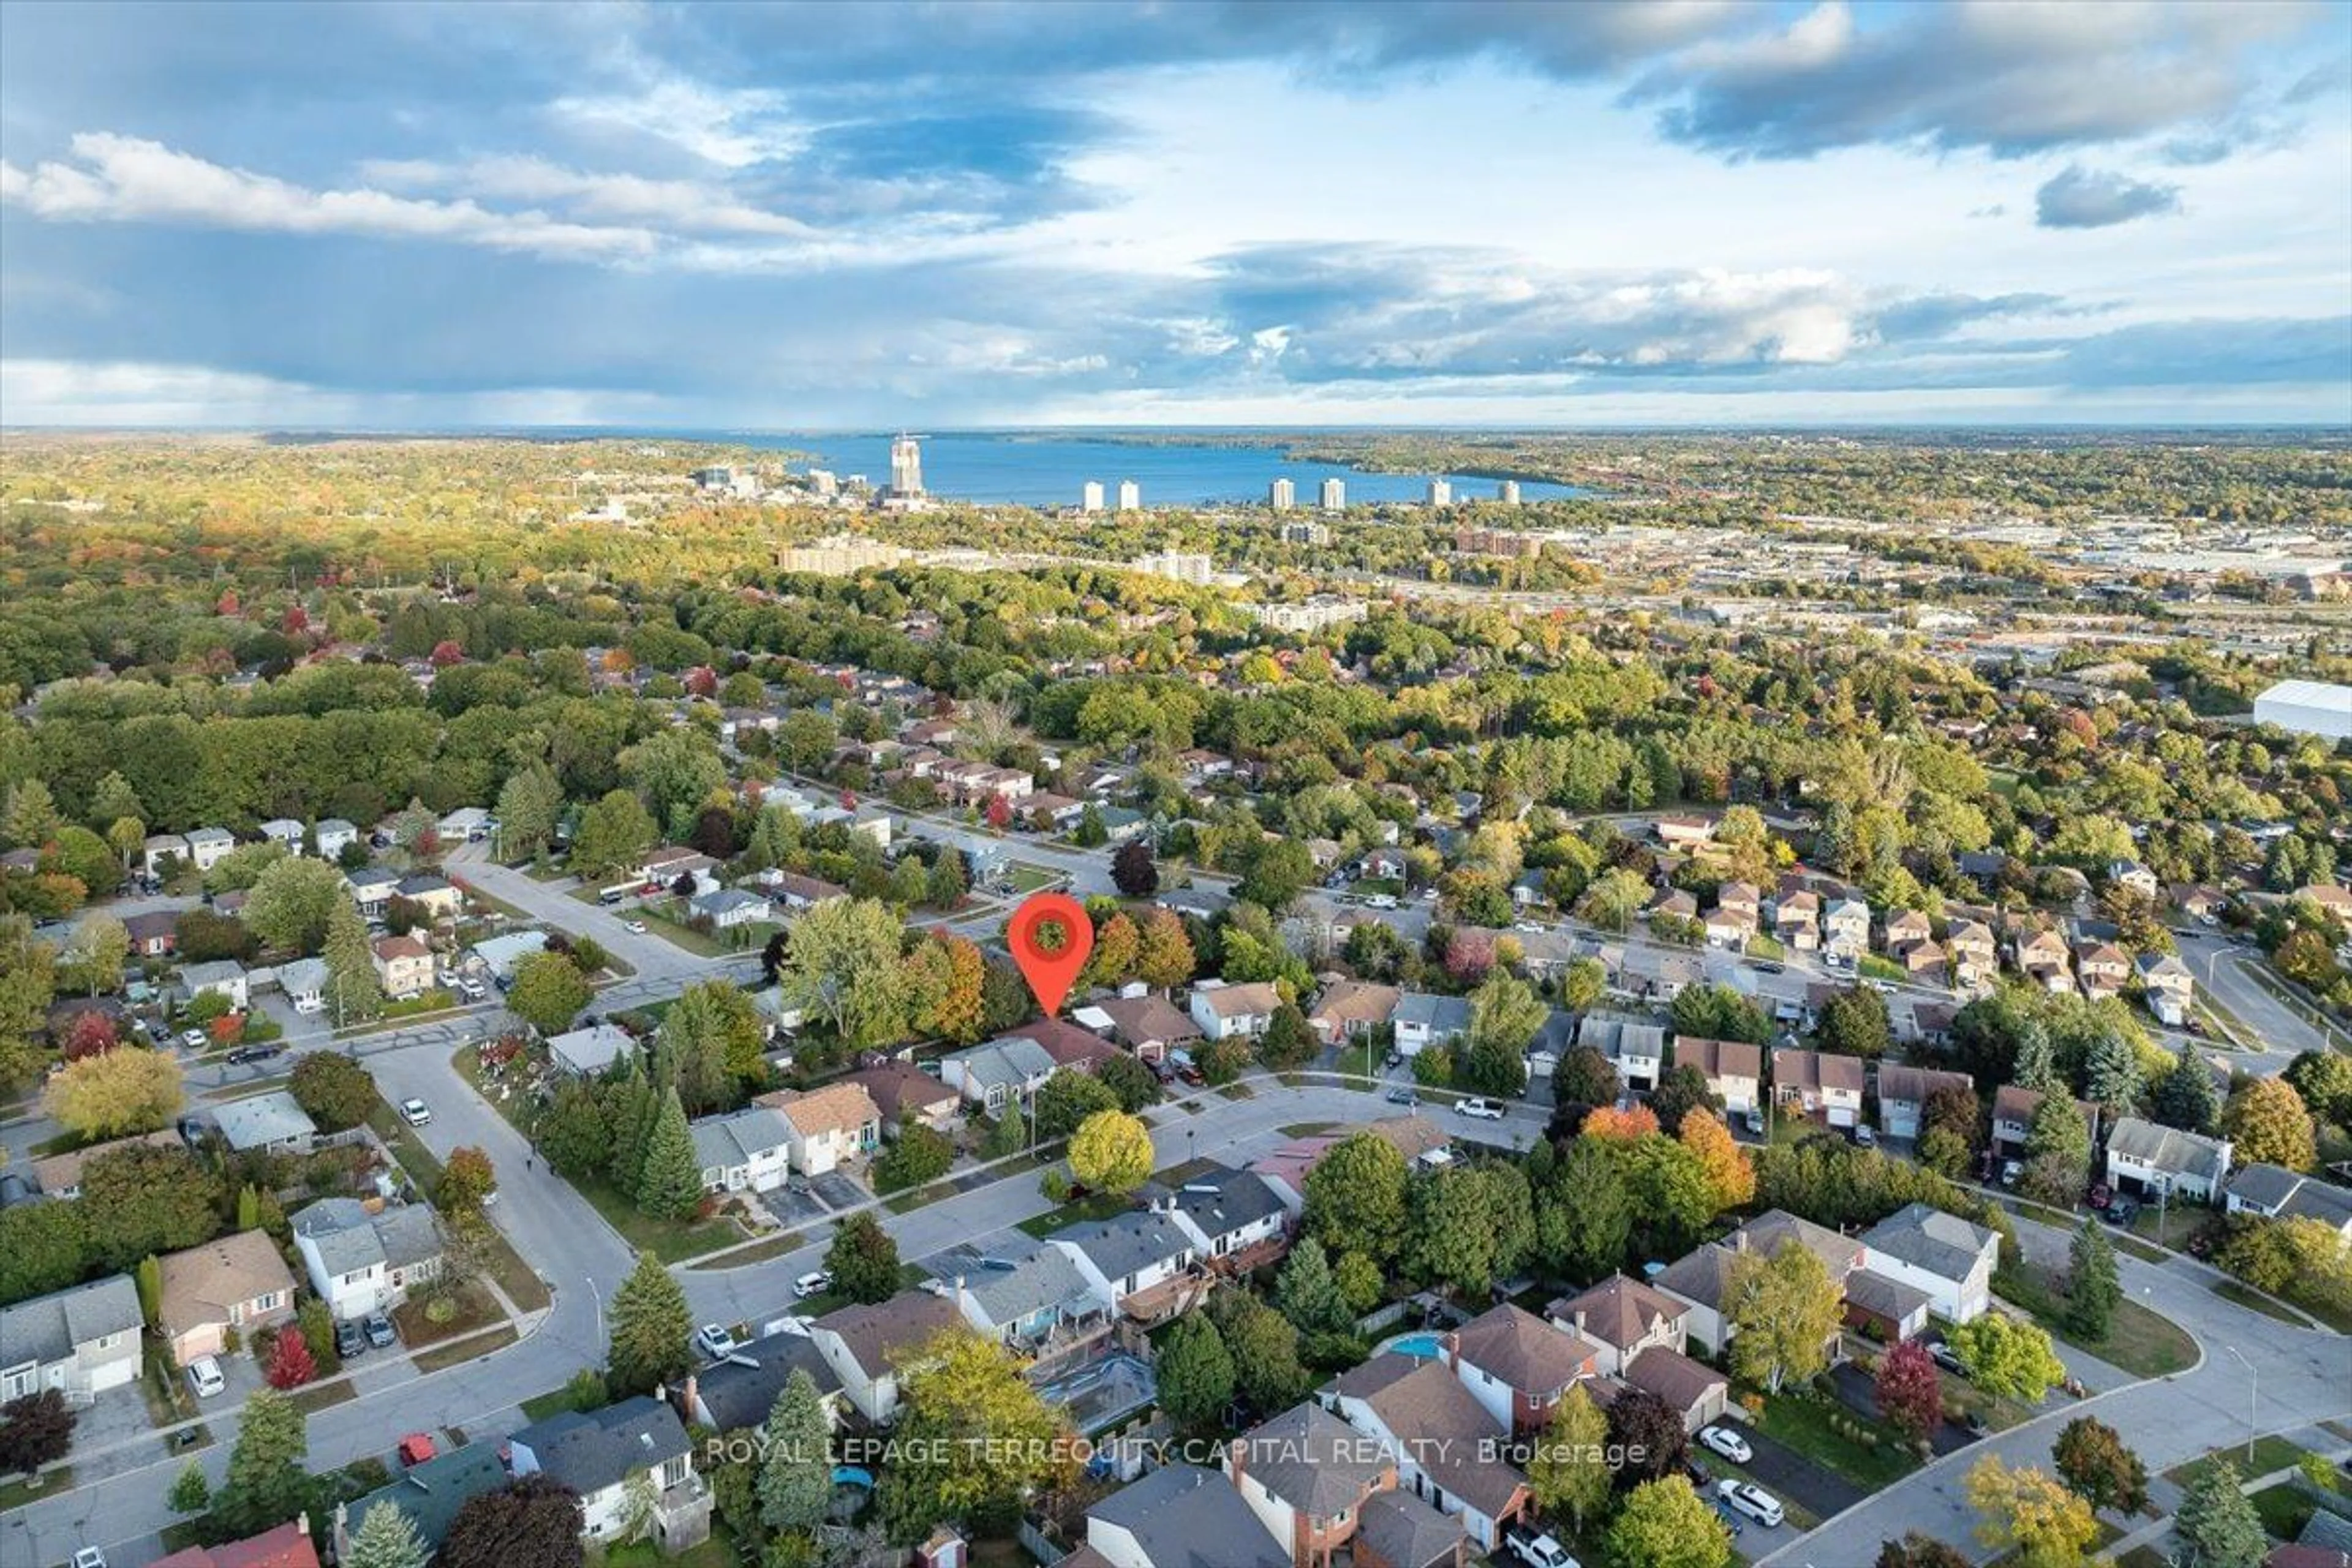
(2, 0, 2348, 428)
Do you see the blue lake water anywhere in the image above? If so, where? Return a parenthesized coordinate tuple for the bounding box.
(695, 431, 1592, 508)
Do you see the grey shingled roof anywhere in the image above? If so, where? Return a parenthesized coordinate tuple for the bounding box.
(1231, 1403, 1387, 1516)
(213, 1091, 317, 1151)
(692, 1333, 841, 1432)
(955, 1248, 1096, 1333)
(0, 1275, 140, 1367)
(690, 1106, 793, 1173)
(1055, 1212, 1194, 1282)
(1354, 1488, 1463, 1568)
(1861, 1202, 1998, 1283)
(1393, 992, 1472, 1034)
(345, 1440, 510, 1551)
(513, 1395, 690, 1496)
(1170, 1167, 1286, 1243)
(1089, 1464, 1286, 1568)
(2108, 1116, 2232, 1186)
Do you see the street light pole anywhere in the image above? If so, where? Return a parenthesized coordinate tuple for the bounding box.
(586, 1274, 605, 1348)
(2225, 1346, 2257, 1466)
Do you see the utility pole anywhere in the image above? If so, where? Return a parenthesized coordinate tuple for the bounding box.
(2224, 1345, 2257, 1466)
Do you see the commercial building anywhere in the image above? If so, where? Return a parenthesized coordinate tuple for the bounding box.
(2253, 679, 2352, 741)
(1280, 518, 1329, 546)
(1134, 551, 1213, 585)
(773, 535, 912, 576)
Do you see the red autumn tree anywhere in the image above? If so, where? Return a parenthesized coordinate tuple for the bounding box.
(1875, 1338, 1943, 1445)
(265, 1328, 317, 1389)
(216, 587, 241, 617)
(281, 605, 310, 635)
(1580, 1103, 1661, 1142)
(684, 665, 718, 698)
(209, 1012, 247, 1047)
(984, 794, 1012, 829)
(429, 639, 464, 667)
(63, 1011, 119, 1060)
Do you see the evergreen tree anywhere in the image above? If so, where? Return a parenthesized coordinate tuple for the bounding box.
(321, 899, 384, 1025)
(2082, 1029, 2142, 1112)
(606, 1065, 656, 1196)
(607, 1250, 692, 1396)
(212, 1386, 311, 1537)
(1273, 1237, 1352, 1336)
(344, 1499, 432, 1568)
(1154, 1311, 1234, 1428)
(756, 1369, 834, 1533)
(2064, 1219, 2119, 1339)
(635, 1087, 703, 1221)
(2174, 1459, 2266, 1568)
(2154, 1044, 2220, 1134)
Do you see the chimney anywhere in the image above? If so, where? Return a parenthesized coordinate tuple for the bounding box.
(682, 1374, 698, 1421)
(1573, 1310, 1586, 1336)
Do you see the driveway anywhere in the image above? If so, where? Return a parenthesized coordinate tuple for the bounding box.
(1727, 1422, 1867, 1521)
(1829, 1363, 1975, 1458)
(810, 1172, 869, 1210)
(763, 1186, 831, 1227)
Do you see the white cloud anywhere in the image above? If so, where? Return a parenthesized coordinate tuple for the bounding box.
(0, 134, 660, 261)
(360, 154, 818, 237)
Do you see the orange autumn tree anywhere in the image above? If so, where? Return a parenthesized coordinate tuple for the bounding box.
(1581, 1103, 1659, 1142)
(1680, 1109, 1757, 1212)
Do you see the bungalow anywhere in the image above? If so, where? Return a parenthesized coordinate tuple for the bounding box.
(1860, 1202, 1999, 1322)
(2136, 952, 2195, 1027)
(1441, 1303, 1600, 1438)
(213, 1091, 318, 1156)
(2106, 1116, 2233, 1204)
(1546, 1274, 1688, 1378)
(181, 959, 250, 1011)
(1020, 792, 1085, 832)
(1623, 947, 1703, 1002)
(1020, 1016, 1122, 1074)
(289, 1199, 444, 1321)
(1085, 1463, 1288, 1568)
(809, 1291, 963, 1423)
(1227, 1403, 1396, 1568)
(1674, 1037, 1762, 1115)
(938, 1035, 1057, 1115)
(2173, 885, 2231, 924)
(469, 929, 548, 981)
(1653, 815, 1716, 850)
(124, 910, 179, 958)
(2225, 1166, 2352, 1238)
(690, 1106, 796, 1193)
(1392, 992, 1472, 1058)
(2298, 883, 2352, 934)
(334, 1441, 508, 1563)
(765, 871, 850, 911)
(689, 888, 772, 930)
(1645, 888, 1699, 924)
(509, 1396, 711, 1551)
(1580, 1012, 1665, 1092)
(1876, 1064, 1975, 1142)
(945, 1245, 1105, 1358)
(1309, 981, 1401, 1046)
(436, 807, 494, 843)
(1991, 1084, 2100, 1160)
(260, 818, 307, 855)
(142, 833, 190, 879)
(1164, 1166, 1289, 1270)
(370, 935, 434, 1000)
(1896, 938, 1948, 982)
(765, 1083, 881, 1176)
(1050, 1212, 1202, 1323)
(157, 1229, 298, 1368)
(676, 1332, 843, 1433)
(278, 957, 327, 1014)
(640, 846, 720, 894)
(1770, 1048, 1866, 1128)
(1326, 1355, 1530, 1553)
(1190, 980, 1283, 1042)
(183, 826, 237, 872)
(27, 1129, 182, 1202)
(0, 1275, 142, 1403)
(314, 818, 359, 860)
(345, 865, 401, 918)
(847, 1062, 962, 1137)
(546, 1021, 636, 1077)
(1096, 993, 1204, 1063)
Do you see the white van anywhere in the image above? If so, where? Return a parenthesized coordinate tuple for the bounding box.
(1718, 1480, 1784, 1528)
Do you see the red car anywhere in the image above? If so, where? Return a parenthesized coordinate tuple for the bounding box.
(398, 1433, 437, 1468)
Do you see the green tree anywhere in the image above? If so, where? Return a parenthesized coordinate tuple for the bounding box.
(1273, 1237, 1353, 1336)
(873, 1122, 956, 1193)
(607, 1250, 692, 1397)
(321, 899, 385, 1025)
(1068, 1108, 1153, 1194)
(78, 1143, 222, 1272)
(1725, 1238, 1844, 1393)
(1949, 1313, 2066, 1403)
(2154, 1042, 2221, 1134)
(212, 1386, 311, 1537)
(87, 771, 145, 834)
(1031, 1069, 1120, 1140)
(167, 1460, 211, 1517)
(1213, 1291, 1308, 1411)
(777, 896, 910, 1050)
(756, 1368, 835, 1533)
(2064, 1219, 2119, 1339)
(654, 979, 765, 1113)
(1302, 1131, 1409, 1265)
(343, 1499, 431, 1568)
(2173, 1458, 2266, 1568)
(1536, 1136, 1630, 1282)
(2222, 1077, 2318, 1172)
(1256, 1002, 1317, 1070)
(494, 761, 565, 862)
(1876, 1534, 1971, 1568)
(1605, 1477, 1734, 1568)
(1528, 1384, 1613, 1535)
(571, 788, 658, 881)
(1817, 986, 1893, 1059)
(0, 1202, 87, 1305)
(508, 949, 592, 1036)
(41, 1046, 183, 1139)
(2051, 1415, 2147, 1513)
(1404, 1162, 1534, 1298)
(777, 710, 839, 774)
(1967, 1457, 2100, 1568)
(1153, 1310, 1235, 1428)
(825, 1212, 900, 1305)
(634, 1087, 703, 1221)
(878, 1327, 1074, 1543)
(243, 855, 350, 954)
(0, 914, 58, 1085)
(57, 916, 128, 997)
(539, 1077, 612, 1181)
(1237, 839, 1314, 912)
(439, 1145, 497, 1220)
(288, 1051, 378, 1131)
(1560, 956, 1607, 1011)
(1459, 968, 1544, 1096)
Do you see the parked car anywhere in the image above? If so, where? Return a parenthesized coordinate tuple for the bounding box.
(364, 1312, 397, 1349)
(1699, 1425, 1753, 1464)
(70, 1551, 108, 1568)
(1850, 1123, 1877, 1148)
(794, 1270, 834, 1299)
(1999, 1159, 2023, 1188)
(399, 1098, 432, 1126)
(1929, 1340, 1966, 1374)
(1709, 1496, 1746, 1536)
(1455, 1097, 1506, 1120)
(2088, 1182, 2111, 1210)
(1752, 959, 1787, 974)
(186, 1355, 225, 1398)
(1743, 1107, 1766, 1136)
(624, 919, 649, 934)
(695, 1323, 741, 1360)
(1717, 1479, 1785, 1528)
(181, 1028, 209, 1049)
(398, 1433, 437, 1467)
(336, 1319, 368, 1359)
(2104, 1197, 2139, 1226)
(1503, 1527, 1580, 1568)
(1385, 1087, 1418, 1106)
(225, 1045, 282, 1066)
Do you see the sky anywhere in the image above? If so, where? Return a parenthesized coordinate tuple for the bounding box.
(1, 0, 2348, 429)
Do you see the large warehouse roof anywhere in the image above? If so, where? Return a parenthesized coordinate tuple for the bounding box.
(2253, 680, 2352, 742)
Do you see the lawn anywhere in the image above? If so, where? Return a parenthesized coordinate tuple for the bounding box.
(595, 1531, 744, 1567)
(292, 1379, 359, 1415)
(1994, 1264, 2197, 1378)
(1017, 1190, 1140, 1239)
(0, 1465, 73, 1512)
(1007, 862, 1061, 894)
(2251, 1481, 2318, 1540)
(1749, 1389, 1922, 1491)
(573, 1172, 747, 1262)
(392, 1279, 507, 1347)
(366, 1096, 447, 1192)
(412, 1322, 520, 1374)
(521, 1378, 605, 1422)
(2166, 1434, 2308, 1489)
(1278, 1121, 1340, 1137)
(686, 1231, 805, 1269)
(2214, 1280, 2310, 1325)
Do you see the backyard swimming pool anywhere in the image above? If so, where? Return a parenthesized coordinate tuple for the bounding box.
(1381, 1332, 1445, 1360)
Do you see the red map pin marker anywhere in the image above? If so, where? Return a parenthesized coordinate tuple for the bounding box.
(1008, 892, 1093, 1017)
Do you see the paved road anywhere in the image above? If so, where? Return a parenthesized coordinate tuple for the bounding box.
(2177, 929, 2337, 1069)
(1759, 1210, 2352, 1566)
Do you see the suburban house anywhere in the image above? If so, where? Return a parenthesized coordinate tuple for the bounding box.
(1546, 1275, 1687, 1378)
(809, 1290, 963, 1423)
(938, 1035, 1057, 1115)
(345, 865, 401, 918)
(469, 930, 548, 981)
(689, 888, 772, 929)
(1226, 1403, 1397, 1568)
(1352, 1490, 1467, 1568)
(2136, 952, 2195, 1026)
(1860, 1202, 1999, 1322)
(1578, 1013, 1666, 1092)
(1823, 897, 1872, 959)
(314, 818, 359, 860)
(639, 846, 720, 891)
(1163, 1166, 1290, 1272)
(277, 957, 327, 1014)
(846, 1062, 962, 1137)
(1673, 1037, 1762, 1115)
(27, 1128, 183, 1202)
(2014, 928, 2073, 992)
(1049, 1212, 1202, 1324)
(1773, 889, 1821, 950)
(213, 1091, 318, 1156)
(1991, 1084, 2100, 1159)
(546, 1021, 636, 1077)
(393, 873, 464, 922)
(183, 826, 237, 872)
(762, 870, 849, 911)
(1653, 815, 1716, 850)
(0, 1274, 142, 1403)
(143, 833, 189, 878)
(1189, 980, 1283, 1042)
(508, 1395, 712, 1551)
(181, 959, 250, 1011)
(288, 1198, 444, 1320)
(1019, 1016, 1122, 1074)
(2108, 859, 2161, 899)
(1842, 1268, 1933, 1344)
(675, 1332, 844, 1432)
(2073, 941, 2131, 1000)
(2106, 1117, 2233, 1204)
(1656, 1211, 1862, 1357)
(334, 1441, 508, 1563)
(763, 1084, 881, 1177)
(1095, 992, 1203, 1063)
(1703, 897, 1756, 948)
(1083, 1463, 1288, 1568)
(157, 1229, 298, 1367)
(1946, 921, 1999, 987)
(1877, 1064, 1976, 1142)
(436, 807, 493, 843)
(1608, 1344, 1732, 1435)
(123, 910, 179, 958)
(690, 1106, 796, 1193)
(260, 818, 307, 854)
(369, 935, 434, 1000)
(153, 1520, 325, 1568)
(1770, 1048, 1867, 1128)
(2225, 1166, 2352, 1238)
(1308, 981, 1401, 1046)
(1883, 909, 1933, 952)
(1442, 1304, 1600, 1438)
(1325, 1354, 1531, 1553)
(944, 1245, 1106, 1360)
(1392, 992, 1474, 1058)
(1623, 947, 1703, 1002)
